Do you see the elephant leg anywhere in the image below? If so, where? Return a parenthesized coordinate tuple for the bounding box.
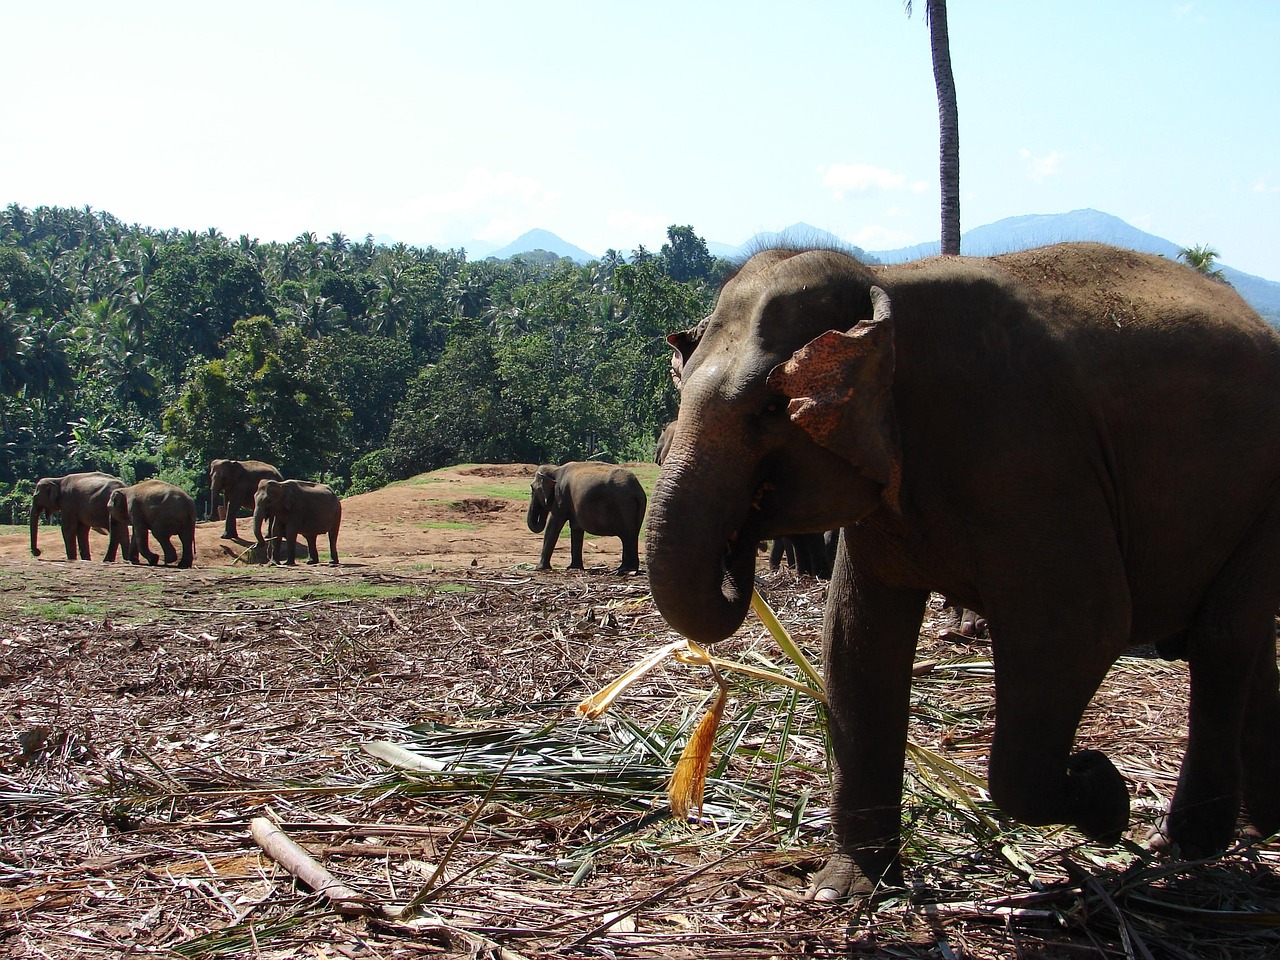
(1239, 632, 1280, 841)
(60, 520, 78, 560)
(618, 532, 640, 575)
(1161, 526, 1280, 856)
(305, 534, 320, 565)
(568, 523, 586, 569)
(134, 526, 159, 565)
(285, 533, 298, 566)
(159, 535, 178, 565)
(984, 592, 1131, 844)
(808, 550, 926, 902)
(220, 492, 235, 539)
(538, 519, 566, 569)
(327, 529, 339, 565)
(178, 533, 194, 569)
(76, 522, 92, 560)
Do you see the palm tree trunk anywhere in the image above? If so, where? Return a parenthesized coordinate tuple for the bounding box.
(927, 0, 961, 255)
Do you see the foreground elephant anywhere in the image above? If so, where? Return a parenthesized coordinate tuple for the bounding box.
(646, 243, 1280, 901)
(209, 458, 282, 540)
(527, 463, 647, 574)
(253, 479, 341, 565)
(106, 480, 196, 568)
(30, 471, 124, 560)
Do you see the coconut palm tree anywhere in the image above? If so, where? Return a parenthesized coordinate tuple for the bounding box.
(1178, 244, 1228, 283)
(906, 0, 960, 255)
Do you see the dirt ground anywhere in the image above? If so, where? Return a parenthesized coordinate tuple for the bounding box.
(3, 464, 1280, 959)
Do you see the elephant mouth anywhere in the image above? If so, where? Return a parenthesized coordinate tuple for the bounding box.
(718, 482, 777, 606)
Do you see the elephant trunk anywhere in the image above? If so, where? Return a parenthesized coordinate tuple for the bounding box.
(29, 503, 43, 557)
(644, 440, 758, 646)
(526, 496, 547, 534)
(252, 500, 269, 561)
(209, 477, 222, 521)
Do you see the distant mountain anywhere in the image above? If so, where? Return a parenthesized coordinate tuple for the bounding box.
(868, 209, 1182, 263)
(457, 212, 1279, 319)
(486, 229, 595, 264)
(866, 209, 1280, 320)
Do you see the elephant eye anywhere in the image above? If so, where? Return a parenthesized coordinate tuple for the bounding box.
(763, 396, 786, 415)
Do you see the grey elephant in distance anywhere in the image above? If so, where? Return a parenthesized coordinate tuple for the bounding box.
(253, 479, 342, 565)
(106, 480, 196, 568)
(209, 458, 282, 540)
(30, 471, 124, 560)
(527, 463, 647, 574)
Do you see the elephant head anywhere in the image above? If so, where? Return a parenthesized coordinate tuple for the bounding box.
(29, 477, 61, 556)
(645, 249, 897, 645)
(209, 458, 241, 519)
(252, 479, 289, 555)
(526, 467, 557, 534)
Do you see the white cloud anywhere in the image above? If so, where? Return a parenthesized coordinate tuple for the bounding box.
(1019, 148, 1063, 183)
(821, 163, 920, 200)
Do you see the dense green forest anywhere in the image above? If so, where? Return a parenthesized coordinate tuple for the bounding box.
(0, 204, 729, 520)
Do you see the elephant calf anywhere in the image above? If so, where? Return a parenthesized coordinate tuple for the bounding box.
(30, 471, 124, 560)
(253, 479, 341, 565)
(106, 480, 197, 568)
(526, 462, 647, 574)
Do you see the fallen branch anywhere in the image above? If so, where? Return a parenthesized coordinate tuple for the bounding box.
(249, 816, 370, 916)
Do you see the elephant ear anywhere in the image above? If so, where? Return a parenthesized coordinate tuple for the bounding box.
(666, 317, 708, 389)
(766, 286, 902, 511)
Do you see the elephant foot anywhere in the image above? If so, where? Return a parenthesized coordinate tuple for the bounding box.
(1149, 795, 1239, 859)
(1066, 750, 1130, 844)
(220, 532, 234, 540)
(328, 559, 339, 566)
(568, 562, 585, 571)
(306, 558, 319, 565)
(807, 848, 904, 904)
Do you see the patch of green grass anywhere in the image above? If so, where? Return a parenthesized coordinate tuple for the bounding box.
(0, 524, 26, 536)
(21, 599, 114, 620)
(231, 583, 429, 603)
(417, 521, 480, 531)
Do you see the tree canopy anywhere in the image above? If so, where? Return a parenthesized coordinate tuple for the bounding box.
(0, 204, 723, 511)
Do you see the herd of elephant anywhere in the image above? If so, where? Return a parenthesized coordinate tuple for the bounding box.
(28, 459, 343, 568)
(22, 241, 1280, 904)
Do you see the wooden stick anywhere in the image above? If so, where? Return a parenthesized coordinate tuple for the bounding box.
(249, 817, 369, 915)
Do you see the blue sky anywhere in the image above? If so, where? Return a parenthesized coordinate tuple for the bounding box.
(4, 1, 1277, 279)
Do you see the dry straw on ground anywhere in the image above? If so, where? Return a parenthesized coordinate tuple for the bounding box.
(3, 560, 1280, 959)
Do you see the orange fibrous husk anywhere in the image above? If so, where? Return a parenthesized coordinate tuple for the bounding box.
(668, 677, 730, 821)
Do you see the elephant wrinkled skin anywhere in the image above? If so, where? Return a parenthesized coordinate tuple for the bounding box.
(253, 479, 341, 565)
(644, 243, 1280, 902)
(527, 463, 647, 574)
(209, 458, 282, 540)
(30, 471, 124, 560)
(106, 480, 197, 568)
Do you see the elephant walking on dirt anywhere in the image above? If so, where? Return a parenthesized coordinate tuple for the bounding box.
(253, 479, 341, 565)
(106, 480, 196, 568)
(30, 471, 124, 560)
(645, 243, 1280, 902)
(209, 459, 282, 540)
(527, 463, 647, 574)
